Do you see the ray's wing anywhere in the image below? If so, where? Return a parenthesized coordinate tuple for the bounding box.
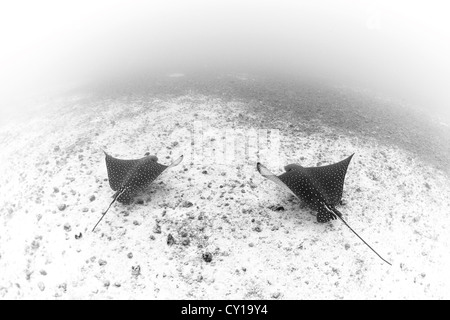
(127, 155, 184, 189)
(302, 154, 354, 206)
(145, 154, 184, 179)
(104, 152, 141, 191)
(257, 163, 301, 200)
(167, 155, 183, 169)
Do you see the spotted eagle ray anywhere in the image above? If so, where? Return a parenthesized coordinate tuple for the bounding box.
(257, 154, 391, 265)
(92, 151, 183, 231)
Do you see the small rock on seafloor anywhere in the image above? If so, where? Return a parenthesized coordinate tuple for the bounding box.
(253, 226, 262, 232)
(269, 205, 285, 211)
(153, 224, 161, 234)
(167, 234, 176, 246)
(38, 282, 45, 291)
(180, 201, 193, 208)
(132, 265, 141, 277)
(271, 292, 281, 299)
(202, 252, 213, 263)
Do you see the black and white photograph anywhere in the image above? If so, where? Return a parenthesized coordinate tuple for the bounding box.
(1, 0, 449, 302)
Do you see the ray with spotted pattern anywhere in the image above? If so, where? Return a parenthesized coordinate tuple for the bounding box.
(257, 154, 391, 265)
(92, 151, 183, 231)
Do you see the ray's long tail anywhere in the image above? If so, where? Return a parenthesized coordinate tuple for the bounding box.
(92, 187, 128, 232)
(332, 208, 392, 266)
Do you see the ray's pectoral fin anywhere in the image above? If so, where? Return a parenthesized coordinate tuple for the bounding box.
(104, 151, 139, 191)
(167, 155, 183, 169)
(304, 154, 354, 206)
(257, 162, 300, 200)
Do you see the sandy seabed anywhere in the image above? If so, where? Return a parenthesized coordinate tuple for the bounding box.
(1, 79, 450, 299)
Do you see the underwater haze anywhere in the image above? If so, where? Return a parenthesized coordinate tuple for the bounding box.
(1, 0, 450, 120)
